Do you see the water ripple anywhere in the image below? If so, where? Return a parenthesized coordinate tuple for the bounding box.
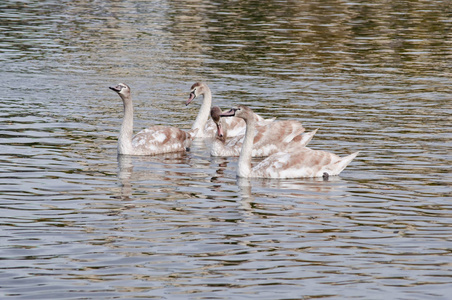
(1, 0, 451, 299)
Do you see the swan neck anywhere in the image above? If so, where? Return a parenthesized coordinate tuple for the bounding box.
(118, 95, 134, 154)
(191, 88, 212, 132)
(237, 118, 255, 177)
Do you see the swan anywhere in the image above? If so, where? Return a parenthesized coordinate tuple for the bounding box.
(220, 105, 359, 178)
(210, 106, 318, 157)
(109, 83, 197, 155)
(186, 82, 272, 138)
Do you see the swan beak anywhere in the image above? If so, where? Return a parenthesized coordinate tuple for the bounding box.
(109, 85, 121, 92)
(186, 92, 196, 106)
(220, 108, 237, 117)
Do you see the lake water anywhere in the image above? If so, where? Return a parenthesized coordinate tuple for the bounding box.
(1, 0, 451, 299)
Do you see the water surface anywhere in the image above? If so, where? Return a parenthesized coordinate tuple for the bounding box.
(1, 0, 451, 299)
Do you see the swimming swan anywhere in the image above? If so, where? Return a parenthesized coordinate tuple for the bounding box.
(110, 83, 197, 155)
(221, 105, 359, 178)
(210, 106, 318, 157)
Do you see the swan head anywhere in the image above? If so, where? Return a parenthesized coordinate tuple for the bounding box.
(186, 82, 208, 106)
(220, 105, 252, 120)
(109, 83, 131, 99)
(210, 106, 225, 140)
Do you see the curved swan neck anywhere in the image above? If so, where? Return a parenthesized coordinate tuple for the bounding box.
(237, 118, 255, 177)
(118, 94, 134, 154)
(191, 87, 212, 132)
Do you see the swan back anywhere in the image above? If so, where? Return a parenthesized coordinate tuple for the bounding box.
(251, 149, 359, 178)
(212, 120, 307, 157)
(131, 126, 197, 156)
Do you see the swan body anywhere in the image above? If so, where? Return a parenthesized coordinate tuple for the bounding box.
(221, 105, 359, 178)
(186, 82, 272, 138)
(210, 106, 317, 157)
(110, 83, 197, 155)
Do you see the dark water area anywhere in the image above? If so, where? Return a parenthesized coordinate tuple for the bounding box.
(1, 0, 451, 299)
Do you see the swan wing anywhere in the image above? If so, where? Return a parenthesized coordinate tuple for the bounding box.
(132, 126, 192, 155)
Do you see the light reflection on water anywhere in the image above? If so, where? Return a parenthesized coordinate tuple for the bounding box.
(1, 0, 451, 299)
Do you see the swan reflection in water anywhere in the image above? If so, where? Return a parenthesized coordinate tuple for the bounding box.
(116, 152, 192, 201)
(236, 175, 349, 216)
(115, 143, 353, 219)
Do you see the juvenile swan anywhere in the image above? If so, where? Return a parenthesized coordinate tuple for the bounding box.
(110, 83, 197, 155)
(221, 105, 359, 178)
(186, 82, 271, 138)
(210, 106, 318, 157)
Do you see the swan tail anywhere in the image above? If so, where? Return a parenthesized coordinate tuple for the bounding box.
(332, 151, 359, 175)
(298, 128, 318, 147)
(187, 128, 199, 139)
(285, 128, 318, 149)
(283, 127, 306, 143)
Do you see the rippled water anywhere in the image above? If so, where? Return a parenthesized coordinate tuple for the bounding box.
(1, 0, 451, 299)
